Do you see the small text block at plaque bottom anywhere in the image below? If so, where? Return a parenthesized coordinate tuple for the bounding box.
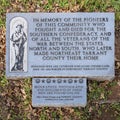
(32, 78, 87, 107)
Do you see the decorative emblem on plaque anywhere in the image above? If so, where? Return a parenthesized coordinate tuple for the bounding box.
(46, 79, 51, 83)
(35, 79, 40, 83)
(10, 17, 27, 72)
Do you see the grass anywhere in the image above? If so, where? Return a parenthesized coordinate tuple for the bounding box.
(39, 109, 48, 120)
(88, 81, 108, 101)
(23, 78, 32, 106)
(0, 74, 8, 87)
(0, 0, 120, 119)
(0, 0, 10, 27)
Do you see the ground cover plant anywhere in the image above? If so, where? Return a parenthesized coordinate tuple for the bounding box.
(0, 0, 120, 119)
